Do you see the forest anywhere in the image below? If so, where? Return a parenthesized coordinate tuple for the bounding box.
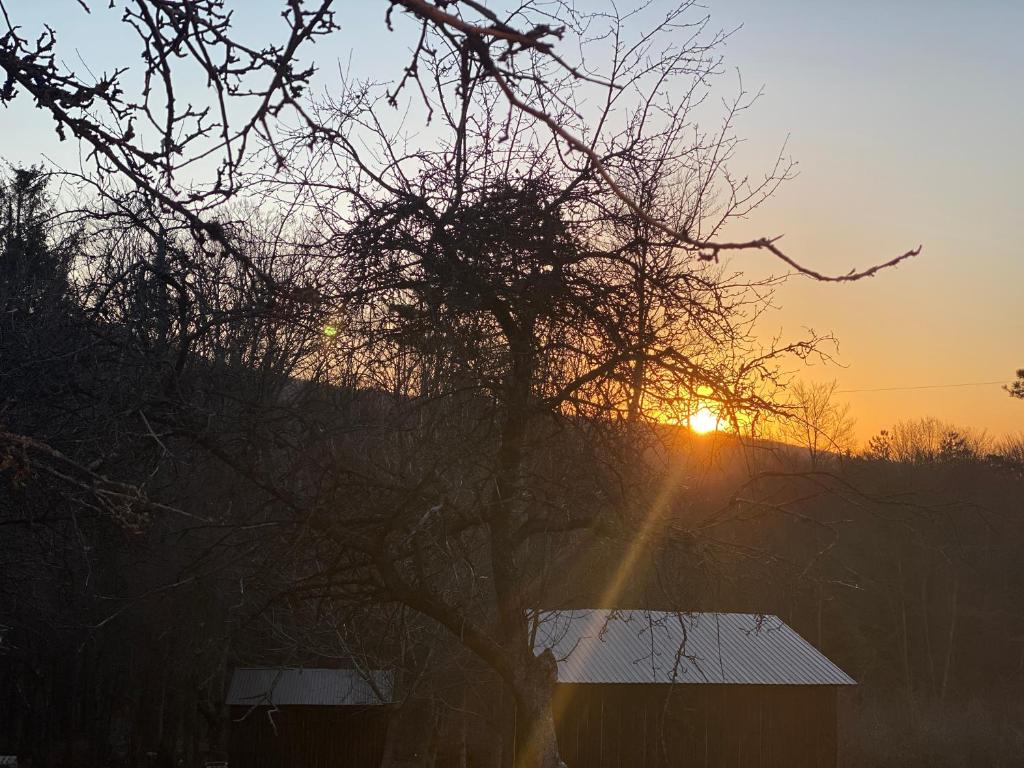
(2, 163, 1023, 766)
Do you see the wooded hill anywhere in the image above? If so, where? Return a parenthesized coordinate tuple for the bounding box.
(2, 168, 1022, 767)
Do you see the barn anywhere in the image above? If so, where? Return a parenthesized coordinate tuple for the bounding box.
(226, 667, 394, 768)
(534, 609, 855, 768)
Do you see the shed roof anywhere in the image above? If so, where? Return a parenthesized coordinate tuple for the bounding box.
(227, 667, 394, 707)
(533, 610, 855, 686)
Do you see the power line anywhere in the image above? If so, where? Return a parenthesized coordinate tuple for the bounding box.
(838, 379, 1008, 394)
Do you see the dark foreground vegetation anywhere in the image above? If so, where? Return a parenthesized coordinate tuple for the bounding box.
(1, 167, 1023, 767)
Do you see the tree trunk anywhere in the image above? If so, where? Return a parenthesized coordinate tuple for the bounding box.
(512, 650, 565, 768)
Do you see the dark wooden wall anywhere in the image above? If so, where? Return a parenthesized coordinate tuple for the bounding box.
(228, 705, 390, 768)
(551, 684, 838, 768)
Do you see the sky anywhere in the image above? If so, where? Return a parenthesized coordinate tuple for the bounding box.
(705, 0, 1024, 442)
(3, 1, 1023, 444)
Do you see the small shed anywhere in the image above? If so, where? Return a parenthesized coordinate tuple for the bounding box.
(534, 610, 855, 768)
(227, 667, 394, 768)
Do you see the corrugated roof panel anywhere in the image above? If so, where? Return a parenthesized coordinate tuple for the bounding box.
(227, 668, 394, 706)
(533, 610, 855, 686)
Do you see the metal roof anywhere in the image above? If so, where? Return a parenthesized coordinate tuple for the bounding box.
(533, 610, 855, 686)
(227, 668, 394, 707)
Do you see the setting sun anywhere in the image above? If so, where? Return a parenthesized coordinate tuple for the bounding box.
(688, 406, 721, 434)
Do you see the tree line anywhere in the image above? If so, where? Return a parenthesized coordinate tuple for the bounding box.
(2, 165, 1022, 766)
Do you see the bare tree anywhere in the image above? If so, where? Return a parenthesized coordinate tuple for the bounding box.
(0, 0, 918, 280)
(993, 433, 1024, 468)
(1, 4, 923, 767)
(774, 380, 857, 468)
(864, 417, 990, 464)
(195, 13, 859, 760)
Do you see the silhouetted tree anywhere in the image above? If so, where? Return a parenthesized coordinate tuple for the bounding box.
(1007, 369, 1024, 399)
(0, 167, 73, 316)
(775, 380, 856, 467)
(234, 19, 859, 755)
(0, 4, 924, 768)
(864, 418, 989, 464)
(0, 1, 918, 281)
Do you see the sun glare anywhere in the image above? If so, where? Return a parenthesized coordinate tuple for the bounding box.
(688, 406, 720, 434)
